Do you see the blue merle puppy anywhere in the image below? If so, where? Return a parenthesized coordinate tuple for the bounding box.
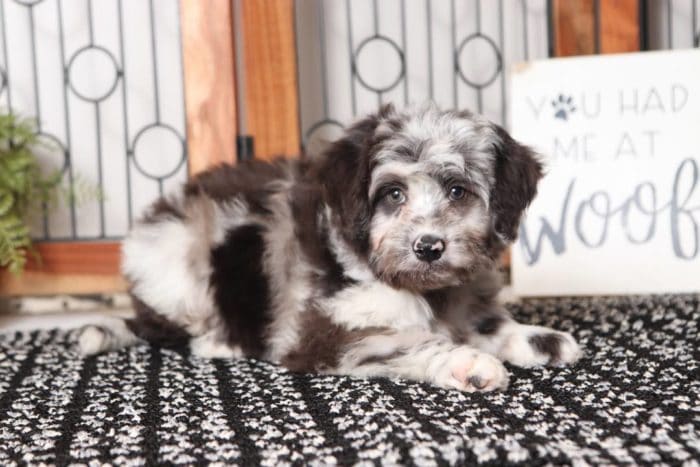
(79, 104, 581, 392)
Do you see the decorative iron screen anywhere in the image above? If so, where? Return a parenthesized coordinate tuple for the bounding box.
(0, 0, 187, 242)
(295, 0, 700, 155)
(295, 0, 551, 155)
(1, 0, 698, 242)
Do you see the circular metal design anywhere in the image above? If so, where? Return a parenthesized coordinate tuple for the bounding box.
(455, 33, 502, 89)
(131, 124, 186, 180)
(34, 132, 69, 175)
(304, 119, 344, 142)
(67, 45, 121, 103)
(353, 35, 405, 93)
(304, 119, 345, 155)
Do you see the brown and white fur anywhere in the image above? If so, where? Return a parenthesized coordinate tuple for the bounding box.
(79, 105, 581, 392)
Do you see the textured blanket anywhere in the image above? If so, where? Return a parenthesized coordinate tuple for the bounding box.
(1, 295, 698, 466)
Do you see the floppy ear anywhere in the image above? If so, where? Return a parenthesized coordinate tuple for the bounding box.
(489, 124, 543, 243)
(316, 105, 396, 257)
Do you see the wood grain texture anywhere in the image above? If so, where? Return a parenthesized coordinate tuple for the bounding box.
(181, 0, 238, 174)
(1, 242, 125, 296)
(553, 0, 640, 57)
(24, 242, 122, 275)
(0, 271, 127, 296)
(239, 0, 300, 159)
(600, 0, 640, 53)
(552, 0, 596, 56)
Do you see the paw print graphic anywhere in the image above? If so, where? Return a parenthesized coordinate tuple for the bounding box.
(552, 94, 576, 121)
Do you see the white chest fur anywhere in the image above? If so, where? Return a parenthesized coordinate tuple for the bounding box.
(323, 281, 434, 330)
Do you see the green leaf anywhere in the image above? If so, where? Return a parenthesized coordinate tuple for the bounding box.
(0, 112, 99, 274)
(0, 212, 31, 276)
(0, 191, 14, 216)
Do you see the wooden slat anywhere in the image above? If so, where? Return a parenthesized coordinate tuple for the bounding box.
(25, 242, 122, 275)
(552, 0, 640, 57)
(181, 0, 238, 174)
(600, 0, 640, 53)
(238, 0, 300, 159)
(552, 0, 596, 56)
(0, 270, 127, 296)
(0, 242, 123, 296)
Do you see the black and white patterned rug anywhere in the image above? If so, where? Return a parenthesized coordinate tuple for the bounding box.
(1, 295, 698, 466)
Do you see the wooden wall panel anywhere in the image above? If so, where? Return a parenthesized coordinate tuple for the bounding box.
(1, 242, 126, 296)
(552, 0, 640, 56)
(552, 0, 597, 56)
(238, 0, 300, 159)
(0, 271, 127, 296)
(24, 242, 122, 275)
(600, 0, 640, 54)
(181, 0, 238, 174)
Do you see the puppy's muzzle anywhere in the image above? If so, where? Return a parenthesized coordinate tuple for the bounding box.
(413, 234, 445, 262)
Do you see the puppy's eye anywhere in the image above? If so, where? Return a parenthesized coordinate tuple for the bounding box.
(387, 188, 406, 204)
(449, 186, 467, 201)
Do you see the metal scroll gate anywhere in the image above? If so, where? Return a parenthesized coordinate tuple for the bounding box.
(296, 0, 699, 156)
(0, 0, 697, 242)
(0, 0, 187, 243)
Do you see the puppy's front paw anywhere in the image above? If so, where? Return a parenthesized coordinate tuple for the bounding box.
(500, 326, 581, 368)
(437, 347, 509, 392)
(78, 325, 108, 356)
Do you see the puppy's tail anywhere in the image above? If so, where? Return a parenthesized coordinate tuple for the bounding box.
(78, 318, 142, 356)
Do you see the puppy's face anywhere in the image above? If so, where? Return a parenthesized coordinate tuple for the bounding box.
(319, 105, 542, 292)
(367, 113, 495, 290)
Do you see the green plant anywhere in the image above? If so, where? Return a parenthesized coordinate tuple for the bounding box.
(0, 114, 63, 275)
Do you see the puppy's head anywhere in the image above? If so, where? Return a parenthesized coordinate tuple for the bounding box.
(317, 104, 542, 291)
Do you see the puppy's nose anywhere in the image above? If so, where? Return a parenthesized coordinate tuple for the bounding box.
(413, 234, 445, 262)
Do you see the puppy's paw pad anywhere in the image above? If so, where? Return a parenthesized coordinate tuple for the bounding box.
(445, 349, 509, 392)
(78, 325, 107, 356)
(528, 331, 581, 366)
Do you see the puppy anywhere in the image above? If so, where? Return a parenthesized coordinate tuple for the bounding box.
(80, 104, 581, 392)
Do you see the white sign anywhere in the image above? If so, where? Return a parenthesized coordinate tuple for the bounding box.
(511, 49, 700, 296)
